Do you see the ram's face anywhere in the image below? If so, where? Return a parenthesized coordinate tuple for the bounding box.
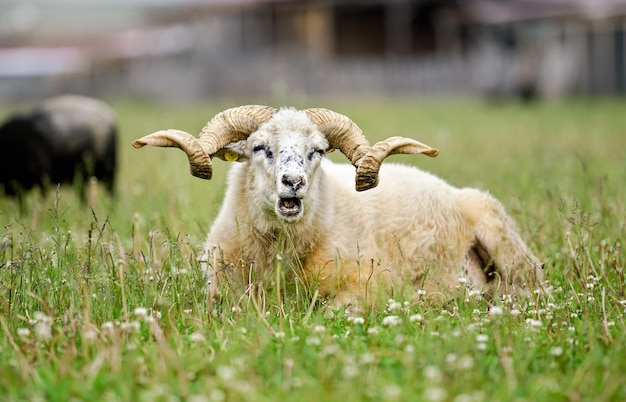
(246, 116, 329, 223)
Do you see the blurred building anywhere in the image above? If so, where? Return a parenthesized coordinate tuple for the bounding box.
(1, 0, 626, 100)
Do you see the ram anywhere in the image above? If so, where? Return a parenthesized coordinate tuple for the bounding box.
(133, 105, 543, 308)
(0, 95, 117, 199)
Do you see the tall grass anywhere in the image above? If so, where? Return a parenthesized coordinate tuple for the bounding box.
(0, 97, 625, 401)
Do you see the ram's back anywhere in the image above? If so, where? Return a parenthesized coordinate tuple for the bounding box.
(321, 161, 469, 266)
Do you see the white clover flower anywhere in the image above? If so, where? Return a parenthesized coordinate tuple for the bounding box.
(101, 321, 115, 331)
(34, 321, 52, 341)
(231, 306, 242, 314)
(424, 365, 443, 381)
(306, 336, 321, 346)
(384, 385, 402, 399)
(313, 325, 326, 333)
(321, 345, 339, 357)
(468, 289, 482, 298)
(550, 346, 563, 356)
(188, 395, 210, 402)
(351, 316, 365, 325)
(387, 301, 403, 312)
(341, 364, 359, 379)
(33, 311, 49, 322)
(404, 344, 415, 354)
(466, 323, 479, 332)
(216, 365, 237, 381)
(476, 334, 489, 343)
(526, 318, 542, 328)
(424, 386, 446, 402)
(208, 389, 225, 402)
(354, 353, 373, 366)
(457, 355, 474, 370)
(453, 394, 473, 402)
(274, 331, 286, 339)
(489, 306, 504, 316)
(120, 321, 141, 333)
(409, 314, 423, 323)
(367, 326, 380, 335)
(476, 342, 487, 351)
(133, 307, 148, 319)
(17, 328, 31, 338)
(510, 309, 522, 316)
(417, 289, 427, 296)
(501, 294, 513, 304)
(382, 315, 402, 326)
(457, 277, 467, 284)
(83, 326, 98, 342)
(190, 332, 206, 344)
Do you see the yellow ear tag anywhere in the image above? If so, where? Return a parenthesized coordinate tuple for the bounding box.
(224, 150, 239, 162)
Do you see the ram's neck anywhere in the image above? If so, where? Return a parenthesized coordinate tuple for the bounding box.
(237, 164, 333, 261)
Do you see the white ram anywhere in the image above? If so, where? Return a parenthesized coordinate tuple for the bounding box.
(133, 105, 543, 307)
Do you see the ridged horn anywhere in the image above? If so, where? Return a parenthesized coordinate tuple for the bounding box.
(132, 105, 277, 180)
(132, 129, 213, 179)
(304, 108, 371, 167)
(196, 105, 278, 157)
(355, 136, 439, 191)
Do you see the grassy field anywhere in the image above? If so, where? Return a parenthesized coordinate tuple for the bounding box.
(0, 97, 625, 401)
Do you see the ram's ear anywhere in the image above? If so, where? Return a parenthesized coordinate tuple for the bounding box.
(213, 143, 249, 162)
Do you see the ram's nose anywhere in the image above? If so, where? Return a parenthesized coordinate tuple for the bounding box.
(281, 174, 306, 192)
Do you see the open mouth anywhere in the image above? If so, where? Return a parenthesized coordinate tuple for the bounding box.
(277, 197, 302, 218)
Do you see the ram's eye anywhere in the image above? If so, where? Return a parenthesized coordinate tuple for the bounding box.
(307, 149, 325, 160)
(253, 144, 273, 159)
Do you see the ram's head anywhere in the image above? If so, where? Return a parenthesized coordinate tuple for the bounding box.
(133, 105, 438, 221)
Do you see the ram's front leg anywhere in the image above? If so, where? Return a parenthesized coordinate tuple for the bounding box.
(305, 255, 380, 314)
(199, 243, 242, 301)
(198, 246, 221, 300)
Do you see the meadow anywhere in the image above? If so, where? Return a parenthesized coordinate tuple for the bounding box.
(0, 97, 624, 401)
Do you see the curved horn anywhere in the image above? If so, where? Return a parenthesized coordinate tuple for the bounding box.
(355, 136, 439, 191)
(304, 108, 371, 166)
(133, 105, 277, 180)
(132, 129, 213, 179)
(197, 105, 278, 156)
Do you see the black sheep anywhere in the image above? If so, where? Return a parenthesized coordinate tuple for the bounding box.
(0, 95, 117, 199)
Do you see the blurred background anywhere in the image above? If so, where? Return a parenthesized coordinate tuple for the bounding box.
(2, 0, 626, 103)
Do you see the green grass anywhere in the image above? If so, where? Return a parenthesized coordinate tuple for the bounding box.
(0, 97, 625, 401)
